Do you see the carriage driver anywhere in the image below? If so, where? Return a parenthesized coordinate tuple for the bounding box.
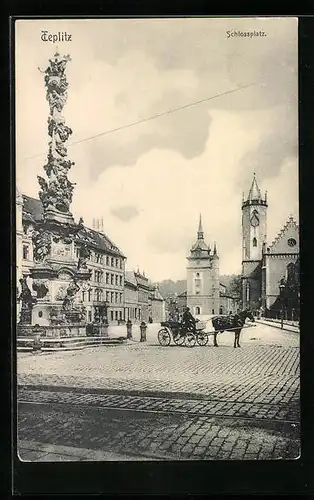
(181, 307, 197, 333)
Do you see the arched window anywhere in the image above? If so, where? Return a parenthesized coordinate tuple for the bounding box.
(253, 237, 257, 247)
(286, 262, 296, 284)
(195, 306, 201, 315)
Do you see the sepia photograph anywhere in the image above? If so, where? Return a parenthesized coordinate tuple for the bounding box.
(15, 17, 299, 463)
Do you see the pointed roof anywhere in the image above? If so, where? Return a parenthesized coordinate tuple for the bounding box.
(247, 173, 261, 201)
(212, 241, 219, 259)
(197, 214, 204, 239)
(190, 215, 210, 256)
(268, 215, 299, 253)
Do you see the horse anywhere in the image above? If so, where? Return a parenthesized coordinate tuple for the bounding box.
(211, 309, 255, 348)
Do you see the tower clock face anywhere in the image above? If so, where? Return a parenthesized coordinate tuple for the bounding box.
(250, 211, 259, 227)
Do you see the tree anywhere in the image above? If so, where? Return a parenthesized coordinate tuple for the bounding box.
(227, 275, 242, 298)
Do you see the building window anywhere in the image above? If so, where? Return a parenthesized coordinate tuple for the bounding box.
(106, 256, 109, 265)
(119, 310, 122, 320)
(106, 273, 109, 284)
(119, 275, 123, 286)
(76, 247, 80, 258)
(88, 290, 92, 302)
(115, 275, 118, 285)
(253, 237, 257, 247)
(115, 310, 118, 320)
(115, 258, 118, 267)
(82, 291, 86, 302)
(212, 309, 215, 314)
(120, 260, 123, 269)
(23, 245, 29, 260)
(106, 291, 110, 302)
(120, 293, 123, 303)
(111, 257, 114, 266)
(38, 311, 43, 318)
(110, 311, 114, 321)
(115, 292, 118, 302)
(88, 311, 92, 322)
(111, 274, 114, 285)
(111, 291, 114, 303)
(95, 270, 102, 282)
(196, 272, 200, 277)
(195, 306, 201, 315)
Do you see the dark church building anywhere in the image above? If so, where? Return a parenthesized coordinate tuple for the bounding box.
(241, 174, 299, 320)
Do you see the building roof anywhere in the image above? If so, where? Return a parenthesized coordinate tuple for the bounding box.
(268, 215, 299, 253)
(22, 195, 44, 222)
(242, 174, 267, 208)
(125, 270, 138, 287)
(247, 173, 261, 201)
(21, 194, 125, 257)
(189, 214, 211, 256)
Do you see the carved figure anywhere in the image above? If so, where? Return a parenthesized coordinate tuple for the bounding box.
(32, 279, 49, 299)
(19, 278, 34, 306)
(38, 52, 75, 215)
(62, 279, 80, 311)
(77, 244, 91, 270)
(32, 229, 51, 262)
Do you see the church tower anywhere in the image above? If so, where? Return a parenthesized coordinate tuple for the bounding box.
(186, 215, 220, 316)
(241, 174, 268, 310)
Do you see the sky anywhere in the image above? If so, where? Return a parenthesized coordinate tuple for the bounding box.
(15, 18, 299, 281)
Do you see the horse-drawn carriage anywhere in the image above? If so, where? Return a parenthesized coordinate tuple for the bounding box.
(157, 309, 255, 348)
(157, 320, 209, 347)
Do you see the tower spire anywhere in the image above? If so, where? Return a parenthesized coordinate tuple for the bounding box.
(247, 172, 261, 201)
(197, 213, 204, 239)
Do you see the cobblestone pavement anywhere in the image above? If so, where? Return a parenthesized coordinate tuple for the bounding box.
(18, 387, 299, 422)
(17, 323, 300, 461)
(18, 344, 299, 405)
(18, 398, 299, 461)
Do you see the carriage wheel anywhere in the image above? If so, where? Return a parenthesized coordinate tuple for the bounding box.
(185, 332, 196, 348)
(173, 332, 185, 346)
(197, 332, 209, 346)
(157, 328, 171, 346)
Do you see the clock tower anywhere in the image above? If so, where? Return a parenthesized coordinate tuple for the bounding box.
(241, 174, 268, 310)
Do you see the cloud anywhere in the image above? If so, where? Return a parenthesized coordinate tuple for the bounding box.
(111, 205, 140, 222)
(15, 19, 298, 281)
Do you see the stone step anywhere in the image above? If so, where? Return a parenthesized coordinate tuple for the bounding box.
(17, 336, 126, 351)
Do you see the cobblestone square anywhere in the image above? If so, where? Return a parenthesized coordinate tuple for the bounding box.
(17, 323, 300, 461)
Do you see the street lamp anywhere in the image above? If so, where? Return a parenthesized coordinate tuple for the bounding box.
(279, 279, 286, 329)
